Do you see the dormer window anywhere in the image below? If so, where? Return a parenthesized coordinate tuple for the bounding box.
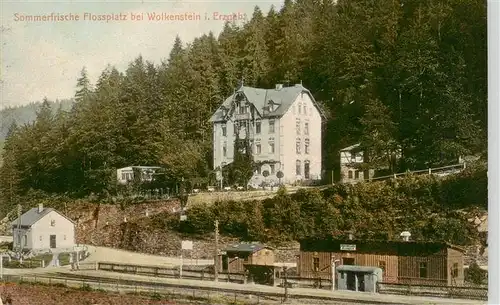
(268, 100, 279, 112)
(239, 102, 248, 114)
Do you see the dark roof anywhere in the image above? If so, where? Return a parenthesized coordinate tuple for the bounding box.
(223, 243, 269, 253)
(11, 207, 75, 227)
(336, 265, 382, 273)
(299, 238, 465, 256)
(118, 166, 161, 171)
(209, 84, 326, 122)
(340, 143, 361, 151)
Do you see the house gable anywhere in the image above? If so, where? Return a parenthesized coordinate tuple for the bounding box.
(30, 210, 75, 231)
(12, 207, 75, 229)
(281, 89, 323, 120)
(340, 143, 364, 165)
(209, 84, 324, 123)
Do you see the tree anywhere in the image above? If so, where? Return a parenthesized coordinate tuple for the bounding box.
(0, 0, 487, 202)
(0, 122, 22, 214)
(159, 137, 205, 182)
(240, 6, 271, 87)
(466, 262, 487, 285)
(359, 98, 398, 174)
(217, 22, 242, 97)
(224, 130, 254, 187)
(74, 67, 93, 104)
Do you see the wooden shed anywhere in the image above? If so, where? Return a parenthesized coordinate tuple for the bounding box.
(298, 238, 465, 286)
(217, 243, 275, 274)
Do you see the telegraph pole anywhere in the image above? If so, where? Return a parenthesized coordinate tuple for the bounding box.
(331, 255, 335, 291)
(283, 266, 289, 302)
(17, 204, 22, 263)
(214, 219, 219, 282)
(220, 167, 223, 190)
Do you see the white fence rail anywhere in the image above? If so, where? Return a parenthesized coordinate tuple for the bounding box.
(366, 163, 466, 183)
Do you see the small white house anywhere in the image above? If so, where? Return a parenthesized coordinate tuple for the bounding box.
(116, 166, 161, 185)
(11, 204, 76, 252)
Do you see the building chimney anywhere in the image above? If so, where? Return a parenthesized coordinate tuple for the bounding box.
(275, 84, 283, 90)
(400, 231, 411, 242)
(38, 203, 43, 213)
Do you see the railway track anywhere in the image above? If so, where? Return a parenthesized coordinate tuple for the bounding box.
(1, 272, 400, 305)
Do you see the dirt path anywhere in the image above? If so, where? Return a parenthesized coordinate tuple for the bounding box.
(84, 245, 214, 266)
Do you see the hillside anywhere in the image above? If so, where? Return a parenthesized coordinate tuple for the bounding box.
(0, 99, 74, 165)
(64, 198, 299, 263)
(0, 99, 74, 140)
(8, 164, 478, 267)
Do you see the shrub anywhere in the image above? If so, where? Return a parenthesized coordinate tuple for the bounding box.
(176, 167, 486, 245)
(465, 262, 487, 285)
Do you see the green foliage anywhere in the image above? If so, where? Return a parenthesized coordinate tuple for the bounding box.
(0, 0, 487, 201)
(359, 98, 398, 173)
(465, 262, 487, 285)
(181, 168, 485, 245)
(222, 134, 254, 187)
(439, 163, 488, 209)
(2, 254, 52, 269)
(178, 204, 215, 234)
(79, 283, 93, 291)
(58, 253, 71, 266)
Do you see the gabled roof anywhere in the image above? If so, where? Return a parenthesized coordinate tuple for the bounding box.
(209, 84, 326, 122)
(299, 238, 466, 255)
(117, 166, 162, 171)
(223, 243, 270, 253)
(11, 207, 75, 228)
(337, 265, 382, 273)
(340, 143, 361, 152)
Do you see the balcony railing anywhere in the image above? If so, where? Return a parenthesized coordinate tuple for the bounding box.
(234, 113, 250, 120)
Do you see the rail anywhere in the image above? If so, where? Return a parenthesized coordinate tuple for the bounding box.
(94, 262, 487, 301)
(377, 281, 487, 300)
(367, 163, 466, 182)
(0, 273, 436, 305)
(97, 261, 246, 283)
(97, 261, 337, 288)
(0, 273, 270, 304)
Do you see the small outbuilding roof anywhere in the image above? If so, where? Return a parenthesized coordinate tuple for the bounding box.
(117, 166, 162, 171)
(340, 143, 361, 151)
(336, 265, 382, 273)
(223, 243, 270, 253)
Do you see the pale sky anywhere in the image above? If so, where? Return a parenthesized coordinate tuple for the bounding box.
(0, 0, 282, 109)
